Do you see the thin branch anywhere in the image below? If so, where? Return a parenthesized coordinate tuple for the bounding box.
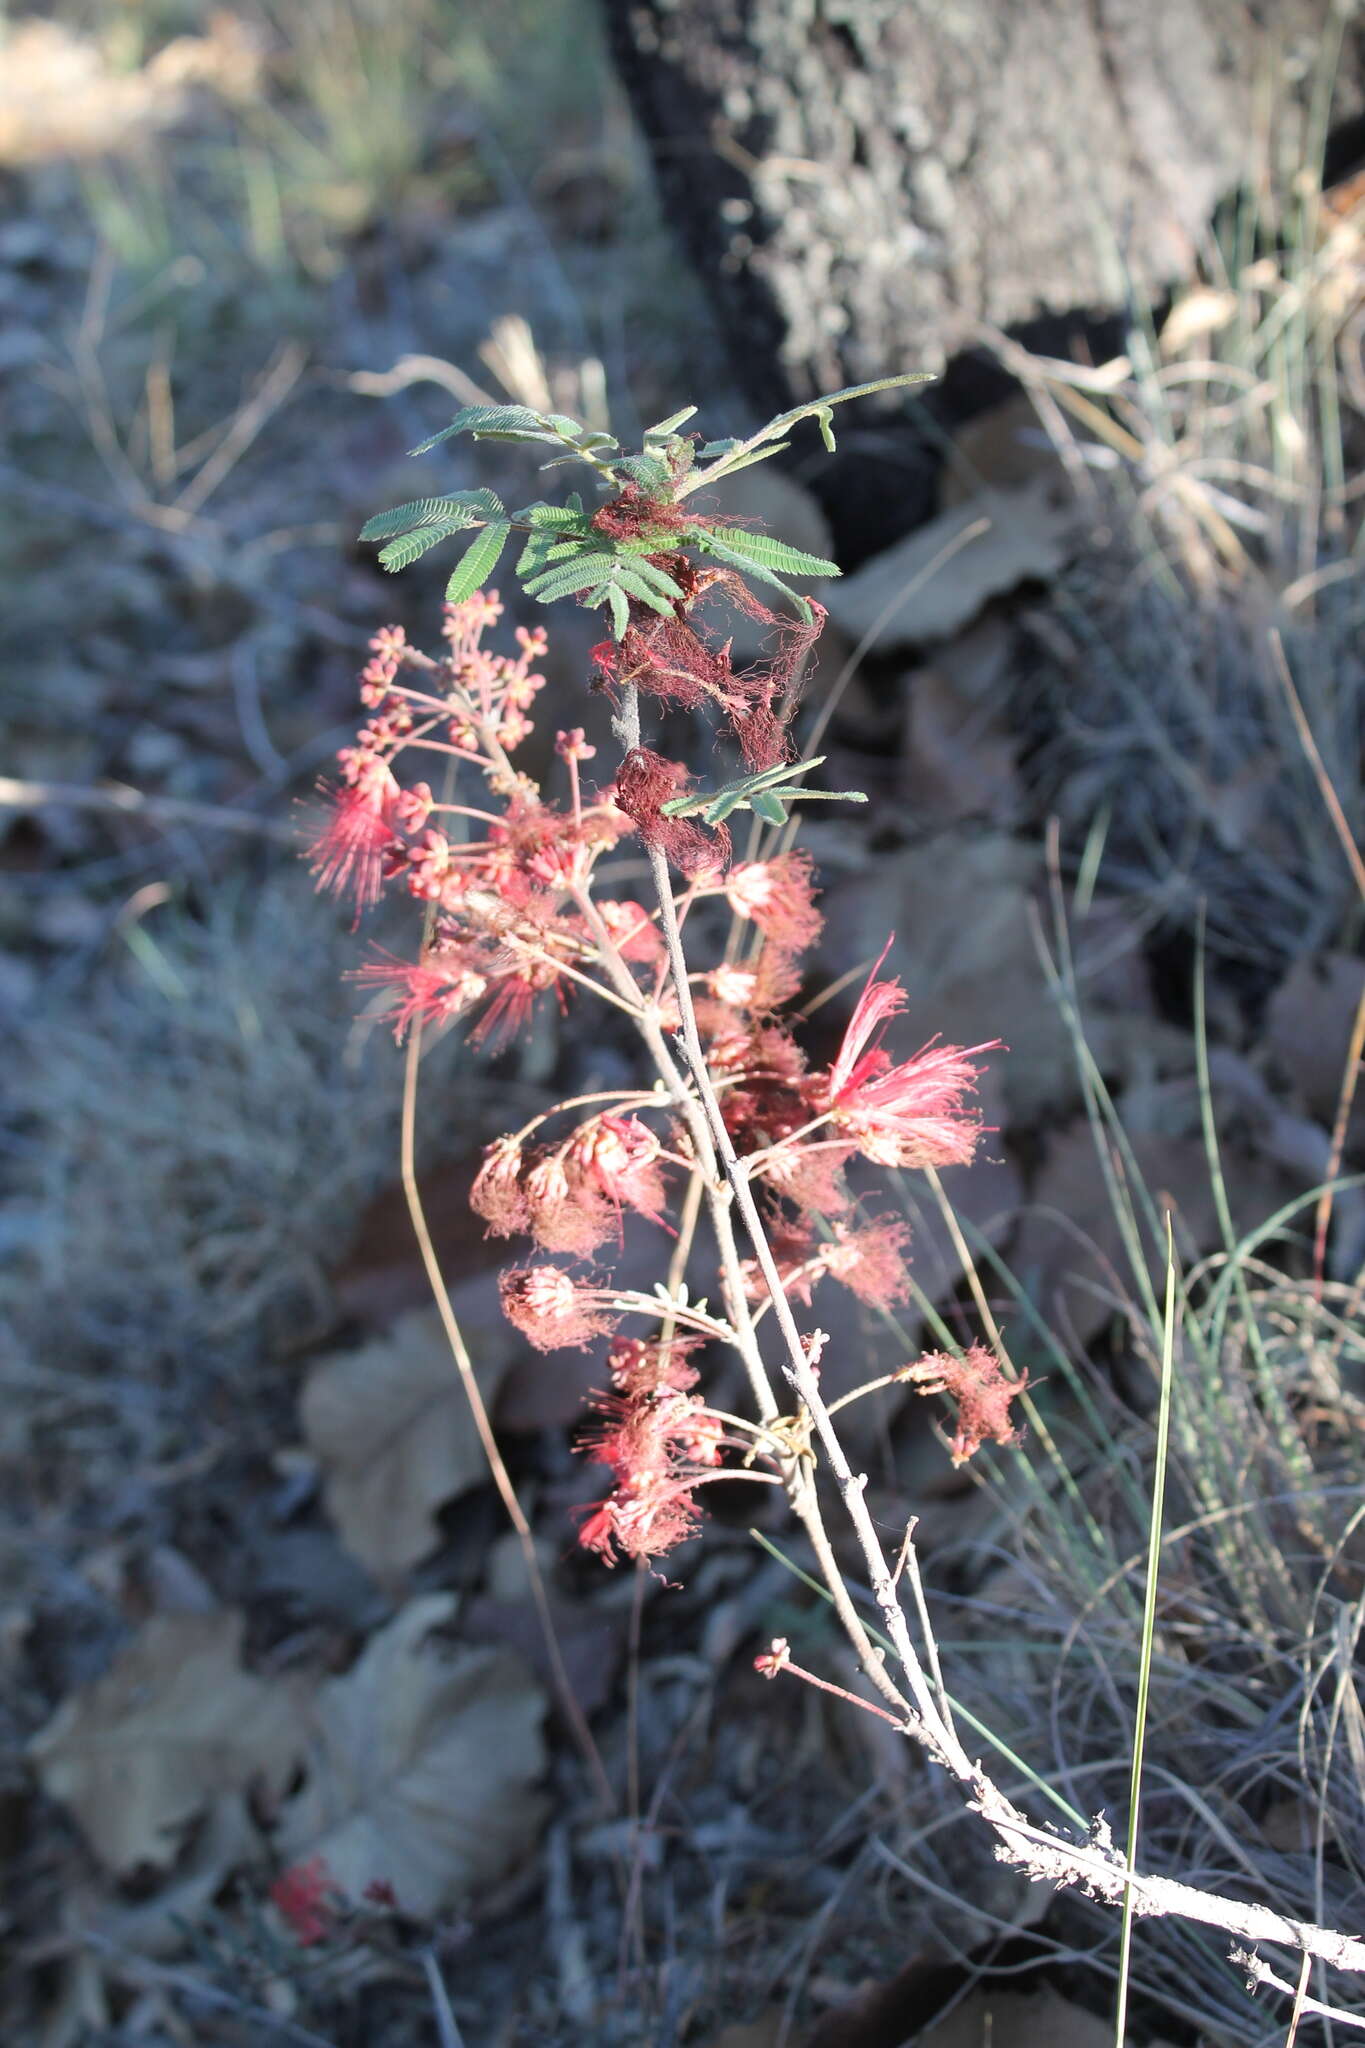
(0, 774, 294, 843)
(399, 1022, 613, 1812)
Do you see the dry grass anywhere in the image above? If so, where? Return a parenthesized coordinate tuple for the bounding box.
(1009, 165, 1365, 977)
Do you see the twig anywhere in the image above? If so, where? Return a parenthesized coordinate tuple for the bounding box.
(628, 699, 1365, 1987)
(173, 343, 308, 522)
(348, 353, 496, 409)
(82, 1936, 338, 2048)
(1235, 1948, 1364, 2035)
(1268, 628, 1365, 903)
(399, 1022, 614, 1812)
(420, 1949, 467, 2048)
(0, 774, 294, 843)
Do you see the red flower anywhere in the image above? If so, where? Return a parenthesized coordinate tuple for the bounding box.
(823, 941, 998, 1168)
(724, 851, 823, 954)
(500, 1266, 617, 1352)
(271, 1857, 339, 1946)
(308, 758, 401, 920)
(902, 1345, 1028, 1464)
(352, 949, 489, 1041)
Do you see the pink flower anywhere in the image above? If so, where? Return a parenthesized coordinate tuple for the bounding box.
(606, 1333, 703, 1396)
(569, 1116, 666, 1226)
(500, 1266, 617, 1352)
(703, 947, 800, 1016)
(823, 940, 998, 1168)
(392, 780, 434, 832)
(820, 1215, 911, 1305)
(308, 758, 401, 919)
(405, 828, 460, 902)
(271, 1857, 339, 1946)
(522, 1151, 614, 1258)
(352, 949, 488, 1040)
(470, 1135, 530, 1237)
(596, 899, 663, 964)
(724, 852, 823, 954)
(902, 1345, 1027, 1464)
(575, 1379, 729, 1566)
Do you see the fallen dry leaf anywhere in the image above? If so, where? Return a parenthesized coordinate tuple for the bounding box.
(823, 477, 1074, 652)
(1264, 950, 1365, 1129)
(1159, 285, 1238, 355)
(939, 392, 1067, 508)
(274, 1593, 548, 1920)
(817, 833, 1191, 1130)
(901, 663, 1022, 827)
(300, 1305, 512, 1582)
(918, 1983, 1149, 2048)
(84, 1794, 261, 1959)
(1013, 1124, 1282, 1348)
(29, 1611, 304, 1876)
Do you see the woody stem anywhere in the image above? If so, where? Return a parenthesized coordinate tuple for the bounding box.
(610, 689, 924, 1726)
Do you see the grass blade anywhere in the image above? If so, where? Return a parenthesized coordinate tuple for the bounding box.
(1114, 1217, 1178, 2048)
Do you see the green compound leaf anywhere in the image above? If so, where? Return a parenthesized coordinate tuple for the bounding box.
(378, 523, 477, 572)
(359, 489, 504, 542)
(690, 439, 791, 479)
(513, 501, 590, 530)
(658, 756, 868, 827)
(760, 372, 936, 449)
(409, 405, 558, 456)
(608, 563, 679, 616)
(523, 551, 621, 603)
(661, 758, 820, 820)
(702, 526, 840, 578)
(610, 451, 673, 492)
(682, 371, 933, 497)
(748, 789, 790, 826)
(644, 405, 699, 439)
(524, 545, 685, 619)
(691, 535, 812, 618)
(443, 520, 511, 605)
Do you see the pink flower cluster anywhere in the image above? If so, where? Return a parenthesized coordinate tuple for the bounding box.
(473, 1115, 668, 1257)
(319, 588, 1013, 1569)
(576, 1336, 727, 1565)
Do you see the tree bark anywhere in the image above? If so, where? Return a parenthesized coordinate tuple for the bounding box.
(604, 0, 1364, 416)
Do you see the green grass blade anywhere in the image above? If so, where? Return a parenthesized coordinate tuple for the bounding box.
(1114, 1217, 1178, 2048)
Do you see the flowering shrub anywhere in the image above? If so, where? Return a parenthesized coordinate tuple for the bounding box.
(301, 384, 1365, 1996)
(314, 380, 1018, 1582)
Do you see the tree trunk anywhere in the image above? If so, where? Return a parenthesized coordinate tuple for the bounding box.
(604, 0, 1363, 416)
